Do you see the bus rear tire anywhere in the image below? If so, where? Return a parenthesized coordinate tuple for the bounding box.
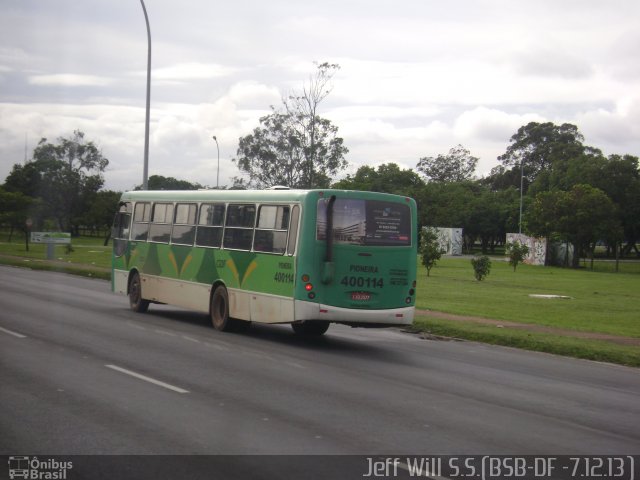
(211, 285, 240, 332)
(129, 272, 150, 313)
(291, 321, 330, 336)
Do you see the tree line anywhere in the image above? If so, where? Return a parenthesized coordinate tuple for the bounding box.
(1, 63, 638, 267)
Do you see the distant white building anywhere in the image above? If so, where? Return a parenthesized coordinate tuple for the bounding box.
(506, 233, 546, 265)
(425, 227, 463, 255)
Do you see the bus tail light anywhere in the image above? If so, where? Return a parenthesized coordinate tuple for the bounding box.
(303, 274, 315, 299)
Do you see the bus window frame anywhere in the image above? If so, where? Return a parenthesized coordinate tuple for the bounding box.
(171, 202, 197, 246)
(254, 204, 290, 255)
(196, 202, 226, 249)
(132, 201, 151, 241)
(286, 204, 300, 256)
(223, 203, 256, 251)
(148, 202, 174, 244)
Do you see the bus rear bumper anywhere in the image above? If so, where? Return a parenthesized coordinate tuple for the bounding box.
(294, 300, 414, 326)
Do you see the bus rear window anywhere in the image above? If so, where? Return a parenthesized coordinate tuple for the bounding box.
(317, 198, 411, 246)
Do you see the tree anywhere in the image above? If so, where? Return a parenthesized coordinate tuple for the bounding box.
(419, 227, 442, 276)
(527, 184, 620, 267)
(471, 255, 491, 281)
(136, 175, 204, 191)
(532, 152, 639, 257)
(505, 241, 530, 272)
(498, 122, 592, 189)
(3, 130, 108, 235)
(465, 187, 520, 254)
(332, 163, 424, 197)
(0, 186, 35, 242)
(417, 144, 478, 183)
(234, 63, 349, 188)
(416, 181, 518, 253)
(417, 181, 477, 229)
(82, 190, 122, 236)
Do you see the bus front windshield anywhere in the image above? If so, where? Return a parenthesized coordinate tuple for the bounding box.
(316, 198, 411, 246)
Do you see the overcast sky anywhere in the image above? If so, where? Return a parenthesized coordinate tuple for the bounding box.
(1, 0, 639, 191)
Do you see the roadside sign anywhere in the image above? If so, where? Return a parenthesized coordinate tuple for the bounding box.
(30, 232, 71, 244)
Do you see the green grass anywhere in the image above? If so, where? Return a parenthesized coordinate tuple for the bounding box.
(416, 257, 640, 338)
(412, 317, 640, 367)
(0, 234, 111, 279)
(0, 236, 112, 269)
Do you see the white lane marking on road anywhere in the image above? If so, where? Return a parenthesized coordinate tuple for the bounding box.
(0, 326, 27, 338)
(285, 361, 306, 369)
(105, 364, 189, 394)
(205, 342, 228, 351)
(127, 322, 147, 331)
(155, 329, 177, 337)
(182, 335, 200, 343)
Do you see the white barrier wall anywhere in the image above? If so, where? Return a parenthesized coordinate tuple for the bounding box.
(506, 233, 547, 266)
(425, 227, 463, 256)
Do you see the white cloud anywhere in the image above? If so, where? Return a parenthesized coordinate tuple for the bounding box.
(454, 107, 545, 142)
(577, 97, 640, 150)
(28, 74, 113, 87)
(151, 62, 237, 82)
(511, 47, 594, 79)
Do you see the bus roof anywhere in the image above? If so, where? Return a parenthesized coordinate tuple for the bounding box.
(119, 189, 415, 204)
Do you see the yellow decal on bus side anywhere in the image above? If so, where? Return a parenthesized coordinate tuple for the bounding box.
(168, 251, 179, 276)
(226, 259, 240, 285)
(241, 260, 258, 286)
(180, 254, 193, 276)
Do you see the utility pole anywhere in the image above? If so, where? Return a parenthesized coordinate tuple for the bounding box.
(140, 0, 151, 190)
(212, 135, 220, 189)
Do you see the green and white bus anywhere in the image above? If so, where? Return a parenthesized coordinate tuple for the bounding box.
(111, 188, 417, 335)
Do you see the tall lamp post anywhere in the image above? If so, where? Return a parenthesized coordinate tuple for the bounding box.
(140, 0, 151, 190)
(212, 135, 220, 189)
(519, 159, 524, 234)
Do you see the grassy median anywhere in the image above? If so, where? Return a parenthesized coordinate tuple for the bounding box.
(0, 235, 111, 279)
(414, 257, 640, 367)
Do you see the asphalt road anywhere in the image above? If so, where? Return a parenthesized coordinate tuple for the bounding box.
(1, 265, 639, 475)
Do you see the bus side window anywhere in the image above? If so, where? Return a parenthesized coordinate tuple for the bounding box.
(112, 202, 132, 257)
(196, 203, 225, 248)
(287, 205, 300, 256)
(112, 203, 132, 240)
(171, 203, 197, 245)
(149, 203, 174, 243)
(223, 204, 255, 250)
(254, 205, 289, 254)
(132, 202, 151, 241)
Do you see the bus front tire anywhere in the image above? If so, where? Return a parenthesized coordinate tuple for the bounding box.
(291, 321, 330, 336)
(129, 272, 150, 313)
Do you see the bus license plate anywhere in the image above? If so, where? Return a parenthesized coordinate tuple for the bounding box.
(351, 292, 371, 301)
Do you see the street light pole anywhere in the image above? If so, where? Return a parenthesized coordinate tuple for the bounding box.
(140, 0, 151, 190)
(212, 136, 220, 189)
(519, 159, 524, 234)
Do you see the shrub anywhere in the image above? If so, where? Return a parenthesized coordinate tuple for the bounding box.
(505, 241, 530, 272)
(471, 255, 492, 281)
(420, 227, 442, 276)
